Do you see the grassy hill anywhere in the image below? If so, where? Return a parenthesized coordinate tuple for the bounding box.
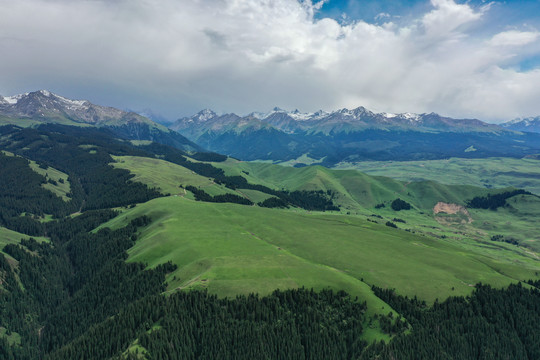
(112, 155, 540, 254)
(213, 159, 492, 210)
(101, 197, 538, 304)
(334, 157, 540, 195)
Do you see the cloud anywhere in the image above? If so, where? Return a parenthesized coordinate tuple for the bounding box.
(375, 13, 391, 21)
(0, 0, 539, 122)
(489, 30, 540, 47)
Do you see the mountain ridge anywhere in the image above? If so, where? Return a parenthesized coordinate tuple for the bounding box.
(0, 90, 201, 151)
(173, 106, 505, 136)
(502, 116, 540, 133)
(170, 106, 540, 165)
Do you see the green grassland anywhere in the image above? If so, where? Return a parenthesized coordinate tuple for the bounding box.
(333, 157, 540, 195)
(111, 155, 260, 199)
(0, 114, 91, 128)
(112, 155, 540, 255)
(101, 197, 538, 306)
(0, 327, 21, 346)
(214, 159, 540, 252)
(214, 159, 492, 209)
(94, 154, 539, 344)
(28, 159, 71, 201)
(0, 226, 49, 251)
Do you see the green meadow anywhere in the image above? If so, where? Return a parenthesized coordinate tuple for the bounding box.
(0, 114, 91, 128)
(213, 159, 540, 252)
(0, 226, 49, 251)
(28, 159, 71, 201)
(111, 155, 236, 197)
(112, 154, 539, 263)
(333, 157, 540, 195)
(101, 197, 539, 308)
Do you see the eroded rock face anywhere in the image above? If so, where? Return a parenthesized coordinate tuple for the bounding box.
(433, 202, 472, 224)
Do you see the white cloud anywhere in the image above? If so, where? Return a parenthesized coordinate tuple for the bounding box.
(489, 30, 540, 47)
(0, 0, 539, 122)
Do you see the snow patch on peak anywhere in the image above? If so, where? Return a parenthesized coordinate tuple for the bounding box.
(383, 112, 396, 118)
(55, 94, 88, 107)
(506, 118, 523, 125)
(402, 112, 420, 121)
(289, 110, 315, 121)
(2, 93, 29, 105)
(39, 90, 51, 97)
(336, 108, 353, 116)
(194, 109, 216, 122)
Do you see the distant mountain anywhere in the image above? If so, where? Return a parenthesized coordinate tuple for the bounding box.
(171, 106, 540, 165)
(252, 107, 503, 134)
(502, 117, 540, 133)
(0, 90, 200, 151)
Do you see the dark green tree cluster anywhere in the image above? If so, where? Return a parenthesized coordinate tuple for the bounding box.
(258, 197, 289, 208)
(0, 125, 162, 217)
(390, 198, 411, 211)
(467, 189, 532, 210)
(49, 289, 368, 360)
(490, 234, 519, 245)
(362, 283, 540, 360)
(0, 152, 77, 234)
(0, 209, 175, 359)
(185, 186, 253, 205)
(189, 151, 227, 162)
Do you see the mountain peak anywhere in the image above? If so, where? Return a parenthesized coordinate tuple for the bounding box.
(194, 109, 217, 122)
(38, 89, 52, 96)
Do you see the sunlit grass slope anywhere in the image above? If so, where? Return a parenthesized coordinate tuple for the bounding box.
(101, 196, 538, 306)
(111, 155, 236, 197)
(113, 155, 540, 253)
(214, 159, 493, 211)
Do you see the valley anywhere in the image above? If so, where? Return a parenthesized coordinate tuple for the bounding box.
(0, 96, 539, 359)
(333, 156, 540, 195)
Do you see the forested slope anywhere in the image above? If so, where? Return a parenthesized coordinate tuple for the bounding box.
(0, 123, 539, 359)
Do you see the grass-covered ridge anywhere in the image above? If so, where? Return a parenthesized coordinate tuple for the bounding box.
(112, 154, 540, 254)
(101, 196, 538, 305)
(334, 156, 540, 195)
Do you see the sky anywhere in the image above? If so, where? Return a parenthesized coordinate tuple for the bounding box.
(1, 0, 540, 123)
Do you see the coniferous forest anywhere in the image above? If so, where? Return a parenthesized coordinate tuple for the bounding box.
(1, 124, 540, 359)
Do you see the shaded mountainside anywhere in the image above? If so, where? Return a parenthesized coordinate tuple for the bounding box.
(171, 107, 540, 165)
(0, 90, 200, 152)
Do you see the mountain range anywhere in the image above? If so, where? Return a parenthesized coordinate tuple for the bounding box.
(502, 117, 540, 133)
(171, 107, 540, 165)
(2, 90, 540, 165)
(0, 90, 199, 151)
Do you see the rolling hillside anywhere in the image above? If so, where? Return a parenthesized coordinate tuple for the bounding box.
(101, 196, 538, 305)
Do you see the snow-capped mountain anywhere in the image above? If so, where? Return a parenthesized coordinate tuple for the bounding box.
(169, 106, 540, 164)
(0, 90, 153, 126)
(0, 90, 200, 151)
(502, 117, 540, 133)
(173, 105, 502, 137)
